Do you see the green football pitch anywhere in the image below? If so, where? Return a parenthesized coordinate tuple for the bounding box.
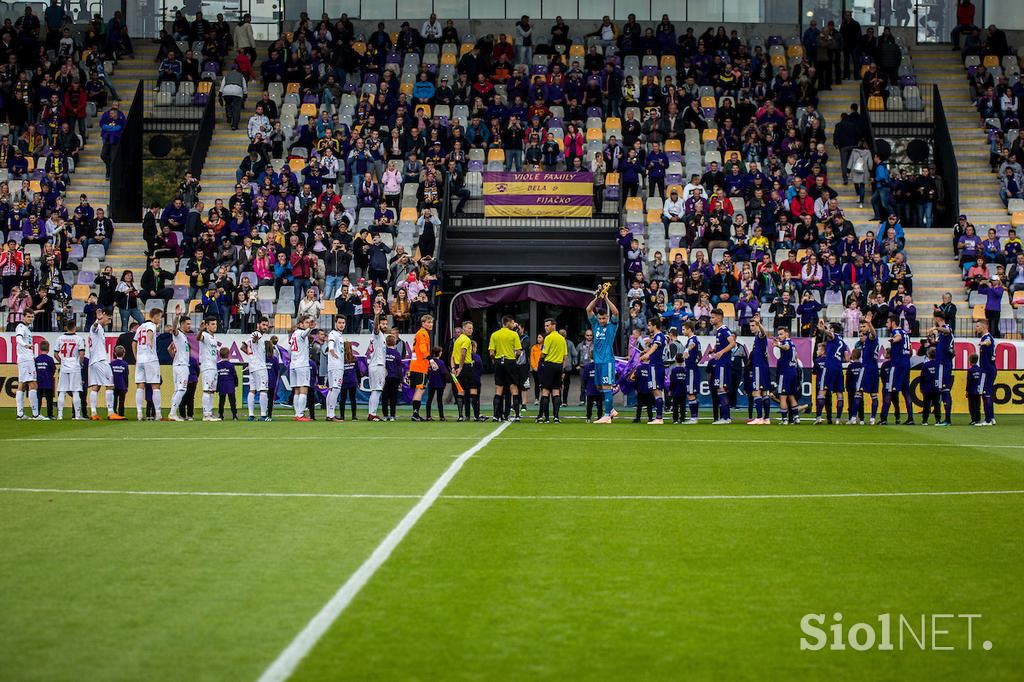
(2, 411, 1022, 681)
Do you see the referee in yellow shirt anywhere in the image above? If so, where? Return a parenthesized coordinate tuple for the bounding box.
(488, 315, 523, 421)
(451, 321, 476, 422)
(538, 318, 568, 423)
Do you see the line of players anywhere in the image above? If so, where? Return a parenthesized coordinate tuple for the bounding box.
(618, 310, 998, 426)
(14, 301, 475, 422)
(13, 300, 1000, 426)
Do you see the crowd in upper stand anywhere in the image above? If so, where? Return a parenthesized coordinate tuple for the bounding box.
(2, 2, 129, 331)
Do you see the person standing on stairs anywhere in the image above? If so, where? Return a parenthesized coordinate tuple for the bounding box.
(220, 65, 247, 131)
(99, 100, 126, 181)
(870, 153, 892, 220)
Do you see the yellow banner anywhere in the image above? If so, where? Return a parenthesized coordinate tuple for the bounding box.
(482, 181, 595, 195)
(483, 204, 594, 218)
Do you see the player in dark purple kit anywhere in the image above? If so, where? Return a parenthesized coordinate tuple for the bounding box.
(774, 326, 800, 425)
(708, 309, 737, 424)
(975, 319, 997, 426)
(679, 321, 702, 424)
(640, 318, 667, 424)
(855, 319, 880, 424)
(815, 320, 849, 424)
(882, 315, 914, 425)
(931, 312, 955, 426)
(746, 314, 771, 424)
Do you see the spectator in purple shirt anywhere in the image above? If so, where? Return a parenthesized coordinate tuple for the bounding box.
(978, 276, 1006, 337)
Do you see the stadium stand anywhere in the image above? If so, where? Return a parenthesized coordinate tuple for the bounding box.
(2, 9, 948, 340)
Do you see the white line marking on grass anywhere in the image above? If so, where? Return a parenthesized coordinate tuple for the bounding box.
(499, 437, 1024, 450)
(442, 490, 1024, 501)
(255, 420, 512, 682)
(0, 487, 421, 499)
(2, 487, 1021, 503)
(0, 435, 484, 443)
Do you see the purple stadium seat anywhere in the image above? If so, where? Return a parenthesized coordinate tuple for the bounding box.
(995, 224, 1011, 237)
(642, 65, 658, 77)
(468, 159, 484, 172)
(766, 36, 784, 47)
(8, 231, 22, 244)
(202, 60, 220, 75)
(77, 270, 96, 285)
(547, 117, 563, 130)
(173, 284, 190, 300)
(587, 106, 602, 119)
(68, 243, 85, 260)
(363, 73, 379, 85)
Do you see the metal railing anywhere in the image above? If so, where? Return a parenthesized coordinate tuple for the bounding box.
(109, 81, 144, 222)
(933, 85, 960, 223)
(142, 80, 208, 132)
(189, 85, 218, 177)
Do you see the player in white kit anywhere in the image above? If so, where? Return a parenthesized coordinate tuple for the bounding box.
(366, 301, 389, 422)
(55, 319, 86, 420)
(168, 314, 193, 421)
(14, 309, 43, 419)
(86, 308, 120, 420)
(289, 315, 315, 421)
(325, 316, 346, 421)
(197, 316, 221, 421)
(242, 316, 271, 421)
(133, 308, 164, 420)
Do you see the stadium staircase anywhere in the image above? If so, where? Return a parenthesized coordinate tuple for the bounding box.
(85, 42, 161, 275)
(197, 104, 258, 203)
(908, 44, 1005, 307)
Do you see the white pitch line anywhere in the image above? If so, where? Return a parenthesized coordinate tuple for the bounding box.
(497, 437, 1024, 450)
(0, 435, 484, 443)
(442, 490, 1024, 501)
(3, 435, 1023, 450)
(255, 420, 512, 682)
(1, 487, 1021, 502)
(0, 487, 421, 499)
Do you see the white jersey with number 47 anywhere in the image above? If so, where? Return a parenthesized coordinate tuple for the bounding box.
(56, 333, 85, 370)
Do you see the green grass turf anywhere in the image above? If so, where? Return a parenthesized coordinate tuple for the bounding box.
(1, 410, 1022, 681)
